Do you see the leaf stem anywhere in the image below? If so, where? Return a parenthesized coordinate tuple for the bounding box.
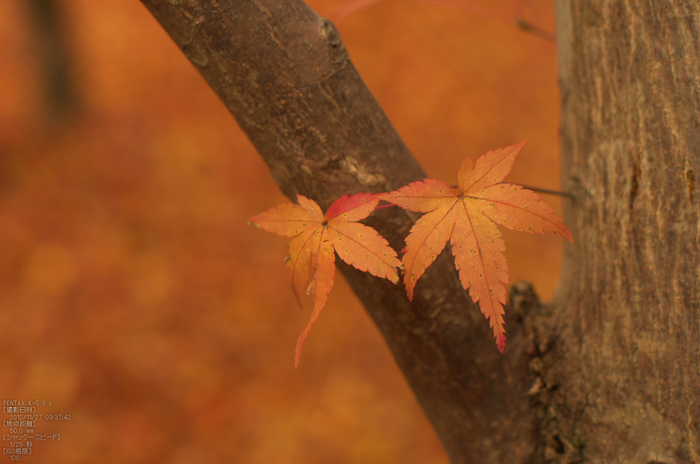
(447, 184, 576, 201)
(374, 202, 396, 210)
(515, 18, 555, 42)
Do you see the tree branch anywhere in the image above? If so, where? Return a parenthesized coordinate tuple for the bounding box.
(139, 1, 537, 462)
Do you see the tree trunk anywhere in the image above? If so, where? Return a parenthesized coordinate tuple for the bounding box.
(538, 2, 700, 462)
(139, 0, 700, 462)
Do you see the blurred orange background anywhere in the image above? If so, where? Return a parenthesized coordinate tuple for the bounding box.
(0, 0, 561, 462)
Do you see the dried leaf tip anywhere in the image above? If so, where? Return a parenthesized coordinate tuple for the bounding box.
(497, 334, 506, 354)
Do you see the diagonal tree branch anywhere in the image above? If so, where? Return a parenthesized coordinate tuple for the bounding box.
(139, 1, 537, 462)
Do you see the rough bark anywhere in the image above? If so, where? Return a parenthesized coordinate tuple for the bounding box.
(535, 1, 700, 462)
(139, 1, 536, 463)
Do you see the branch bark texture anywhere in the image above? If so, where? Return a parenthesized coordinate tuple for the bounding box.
(140, 1, 536, 463)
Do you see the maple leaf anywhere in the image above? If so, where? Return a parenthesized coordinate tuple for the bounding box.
(249, 193, 401, 367)
(380, 141, 573, 353)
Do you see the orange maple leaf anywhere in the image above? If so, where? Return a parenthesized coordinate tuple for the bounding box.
(249, 193, 402, 367)
(380, 141, 573, 353)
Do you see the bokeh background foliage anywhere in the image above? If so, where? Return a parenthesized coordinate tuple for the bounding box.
(0, 0, 560, 462)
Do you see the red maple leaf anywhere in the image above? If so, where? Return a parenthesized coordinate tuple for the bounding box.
(249, 193, 402, 366)
(380, 141, 573, 352)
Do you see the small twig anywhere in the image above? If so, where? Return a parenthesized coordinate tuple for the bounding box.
(329, 0, 556, 43)
(519, 184, 575, 200)
(328, 0, 382, 23)
(419, 0, 512, 24)
(515, 18, 555, 42)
